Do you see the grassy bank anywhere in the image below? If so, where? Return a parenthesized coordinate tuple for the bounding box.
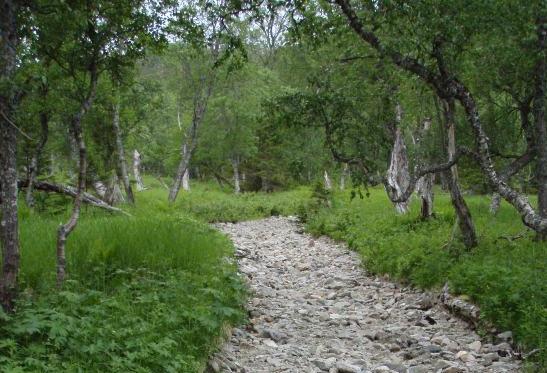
(305, 187, 546, 367)
(1, 186, 248, 372)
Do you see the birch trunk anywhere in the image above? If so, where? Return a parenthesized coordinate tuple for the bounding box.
(182, 144, 190, 191)
(232, 157, 241, 194)
(169, 36, 219, 203)
(93, 180, 107, 198)
(133, 149, 145, 191)
(340, 163, 349, 190)
(0, 0, 20, 311)
(56, 63, 98, 287)
(413, 119, 435, 219)
(490, 102, 534, 213)
(416, 174, 435, 219)
(386, 104, 410, 214)
(112, 98, 134, 204)
(324, 170, 333, 190)
(442, 99, 478, 249)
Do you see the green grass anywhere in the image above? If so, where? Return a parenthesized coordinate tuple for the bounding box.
(305, 187, 546, 368)
(1, 184, 248, 372)
(3, 179, 545, 370)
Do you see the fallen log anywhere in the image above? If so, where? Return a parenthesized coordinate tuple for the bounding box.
(18, 179, 129, 215)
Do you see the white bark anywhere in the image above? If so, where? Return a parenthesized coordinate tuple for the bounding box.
(386, 104, 410, 214)
(93, 181, 107, 198)
(340, 163, 349, 190)
(324, 170, 332, 190)
(182, 144, 190, 191)
(232, 157, 241, 194)
(133, 149, 145, 191)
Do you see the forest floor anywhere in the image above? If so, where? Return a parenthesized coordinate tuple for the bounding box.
(209, 217, 522, 373)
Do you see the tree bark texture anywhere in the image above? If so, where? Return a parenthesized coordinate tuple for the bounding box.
(112, 98, 134, 204)
(232, 156, 241, 194)
(182, 144, 190, 191)
(133, 149, 145, 191)
(323, 170, 333, 190)
(442, 99, 478, 249)
(386, 104, 410, 214)
(340, 163, 349, 190)
(413, 118, 435, 219)
(490, 101, 535, 214)
(0, 0, 20, 311)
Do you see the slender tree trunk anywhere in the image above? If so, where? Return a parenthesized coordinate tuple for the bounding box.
(386, 103, 410, 214)
(413, 118, 435, 219)
(182, 144, 190, 191)
(442, 99, 478, 249)
(112, 97, 134, 204)
(491, 100, 535, 214)
(57, 65, 98, 287)
(0, 0, 20, 311)
(534, 15, 546, 240)
(232, 156, 241, 194)
(323, 170, 333, 190)
(169, 81, 213, 202)
(340, 163, 349, 190)
(417, 173, 435, 219)
(133, 149, 145, 191)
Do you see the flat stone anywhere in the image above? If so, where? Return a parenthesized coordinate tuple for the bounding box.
(336, 361, 362, 373)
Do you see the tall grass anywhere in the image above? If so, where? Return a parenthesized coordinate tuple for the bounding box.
(2, 185, 247, 372)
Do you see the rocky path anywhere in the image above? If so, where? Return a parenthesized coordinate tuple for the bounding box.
(209, 217, 521, 373)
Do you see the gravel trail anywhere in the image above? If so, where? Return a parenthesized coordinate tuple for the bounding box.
(208, 217, 521, 373)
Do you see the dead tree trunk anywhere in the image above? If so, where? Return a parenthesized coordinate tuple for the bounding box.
(112, 97, 134, 204)
(413, 118, 435, 219)
(232, 156, 241, 194)
(0, 0, 20, 311)
(534, 15, 546, 241)
(18, 179, 126, 214)
(181, 144, 190, 192)
(340, 163, 349, 190)
(57, 62, 98, 287)
(26, 84, 50, 207)
(442, 99, 478, 249)
(416, 174, 435, 219)
(133, 149, 145, 191)
(386, 103, 410, 214)
(323, 170, 333, 190)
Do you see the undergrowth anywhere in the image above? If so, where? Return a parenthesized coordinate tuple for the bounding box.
(305, 187, 546, 368)
(2, 184, 248, 372)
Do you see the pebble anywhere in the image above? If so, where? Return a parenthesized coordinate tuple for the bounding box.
(208, 217, 521, 372)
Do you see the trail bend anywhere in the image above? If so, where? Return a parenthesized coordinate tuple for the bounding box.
(209, 217, 521, 373)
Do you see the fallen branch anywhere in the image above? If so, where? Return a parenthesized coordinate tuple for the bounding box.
(18, 179, 130, 215)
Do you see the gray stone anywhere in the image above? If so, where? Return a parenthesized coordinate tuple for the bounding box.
(311, 357, 337, 371)
(496, 331, 513, 342)
(336, 361, 362, 373)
